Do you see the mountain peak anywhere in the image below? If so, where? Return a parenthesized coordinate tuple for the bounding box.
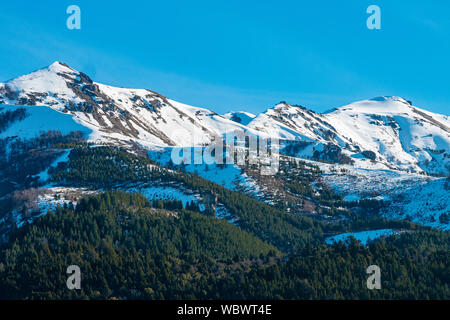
(369, 96, 411, 105)
(265, 102, 308, 116)
(47, 61, 78, 74)
(0, 62, 81, 108)
(330, 96, 415, 115)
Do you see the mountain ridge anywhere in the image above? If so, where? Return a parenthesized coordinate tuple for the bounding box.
(1, 62, 449, 175)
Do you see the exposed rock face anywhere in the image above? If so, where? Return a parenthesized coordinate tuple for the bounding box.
(362, 150, 377, 161)
(313, 143, 354, 165)
(0, 62, 253, 148)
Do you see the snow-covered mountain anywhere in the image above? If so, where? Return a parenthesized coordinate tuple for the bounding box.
(247, 98, 450, 175)
(1, 62, 449, 175)
(325, 97, 450, 175)
(247, 102, 337, 142)
(0, 62, 252, 148)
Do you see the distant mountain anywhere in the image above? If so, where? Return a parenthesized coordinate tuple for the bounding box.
(1, 62, 449, 175)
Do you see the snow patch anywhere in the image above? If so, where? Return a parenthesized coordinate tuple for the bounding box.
(325, 229, 399, 246)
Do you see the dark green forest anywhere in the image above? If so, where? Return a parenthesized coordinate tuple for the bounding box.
(49, 146, 415, 252)
(0, 144, 448, 300)
(0, 191, 448, 299)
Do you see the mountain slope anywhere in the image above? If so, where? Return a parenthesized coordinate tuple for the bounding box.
(0, 105, 91, 140)
(247, 102, 339, 143)
(325, 97, 450, 175)
(247, 98, 450, 175)
(0, 62, 253, 148)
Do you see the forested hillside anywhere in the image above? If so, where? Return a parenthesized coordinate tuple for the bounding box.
(0, 129, 448, 300)
(0, 191, 448, 299)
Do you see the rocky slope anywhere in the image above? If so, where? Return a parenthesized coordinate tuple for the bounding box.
(0, 62, 252, 148)
(247, 97, 450, 175)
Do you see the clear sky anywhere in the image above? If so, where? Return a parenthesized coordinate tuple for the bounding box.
(1, 0, 449, 115)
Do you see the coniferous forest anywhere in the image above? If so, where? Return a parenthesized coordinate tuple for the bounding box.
(0, 191, 448, 299)
(0, 136, 448, 300)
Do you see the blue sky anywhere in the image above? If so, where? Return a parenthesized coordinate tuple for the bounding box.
(1, 0, 449, 115)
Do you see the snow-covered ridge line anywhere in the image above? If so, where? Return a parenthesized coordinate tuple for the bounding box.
(0, 62, 257, 149)
(1, 62, 449, 175)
